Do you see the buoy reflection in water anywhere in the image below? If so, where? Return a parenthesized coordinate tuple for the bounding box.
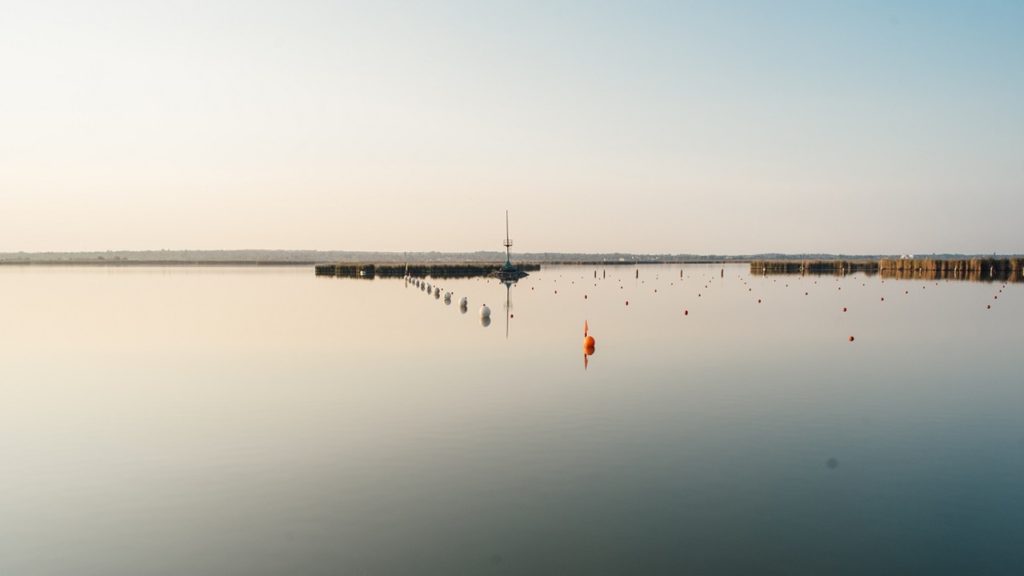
(583, 320, 596, 370)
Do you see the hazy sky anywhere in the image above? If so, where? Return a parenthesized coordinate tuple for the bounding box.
(2, 1, 1021, 254)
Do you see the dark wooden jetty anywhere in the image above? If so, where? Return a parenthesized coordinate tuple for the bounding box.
(750, 258, 1023, 282)
(315, 262, 541, 279)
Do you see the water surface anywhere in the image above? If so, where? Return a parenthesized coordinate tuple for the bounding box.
(1, 264, 1021, 575)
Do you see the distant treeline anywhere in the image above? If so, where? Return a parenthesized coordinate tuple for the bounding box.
(0, 249, 747, 264)
(2, 250, 1020, 266)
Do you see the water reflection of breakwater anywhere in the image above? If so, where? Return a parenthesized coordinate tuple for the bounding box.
(750, 258, 1024, 282)
(314, 262, 541, 279)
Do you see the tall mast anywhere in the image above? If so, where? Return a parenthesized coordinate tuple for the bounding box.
(503, 210, 513, 266)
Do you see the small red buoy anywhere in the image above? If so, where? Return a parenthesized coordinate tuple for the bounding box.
(625, 300, 629, 306)
(584, 294, 587, 299)
(805, 292, 808, 296)
(684, 310, 688, 316)
(986, 305, 991, 309)
(757, 299, 762, 303)
(842, 307, 847, 312)
(881, 297, 885, 301)
(849, 336, 855, 342)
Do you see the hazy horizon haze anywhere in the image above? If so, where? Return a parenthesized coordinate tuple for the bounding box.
(2, 1, 1021, 254)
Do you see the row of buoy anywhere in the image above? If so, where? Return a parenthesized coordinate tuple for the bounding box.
(412, 269, 1015, 342)
(407, 276, 494, 319)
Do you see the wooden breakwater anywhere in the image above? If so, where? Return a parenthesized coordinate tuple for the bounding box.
(750, 260, 878, 275)
(878, 258, 1023, 282)
(315, 262, 541, 279)
(750, 258, 1024, 282)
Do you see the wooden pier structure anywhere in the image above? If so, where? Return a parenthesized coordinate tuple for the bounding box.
(315, 262, 541, 279)
(750, 258, 1023, 282)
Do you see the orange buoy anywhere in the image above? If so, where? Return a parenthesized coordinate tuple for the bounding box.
(583, 335, 595, 348)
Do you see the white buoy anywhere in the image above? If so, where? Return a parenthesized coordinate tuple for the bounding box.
(459, 296, 468, 308)
(434, 287, 440, 297)
(480, 304, 491, 319)
(444, 292, 451, 304)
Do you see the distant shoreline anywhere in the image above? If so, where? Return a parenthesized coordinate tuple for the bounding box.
(0, 260, 317, 267)
(0, 259, 740, 267)
(2, 250, 1019, 268)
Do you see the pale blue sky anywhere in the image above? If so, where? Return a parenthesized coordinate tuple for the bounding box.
(1, 1, 1021, 254)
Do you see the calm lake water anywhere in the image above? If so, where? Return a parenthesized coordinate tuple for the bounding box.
(1, 264, 1021, 575)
